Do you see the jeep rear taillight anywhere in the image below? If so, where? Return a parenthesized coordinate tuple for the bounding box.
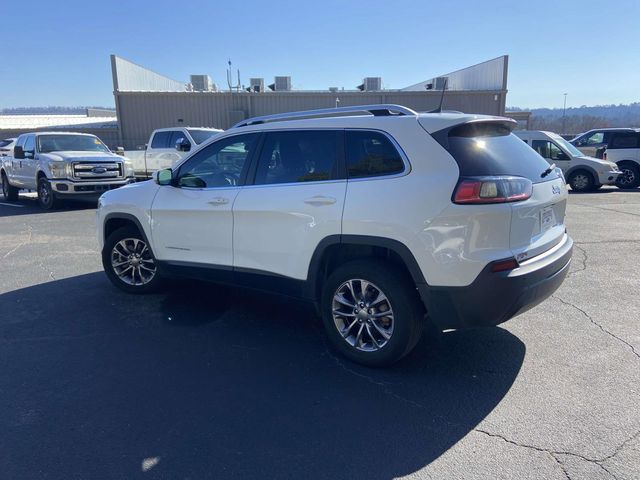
(453, 176, 533, 204)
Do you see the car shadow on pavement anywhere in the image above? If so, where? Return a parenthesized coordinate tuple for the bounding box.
(0, 194, 96, 217)
(0, 272, 525, 480)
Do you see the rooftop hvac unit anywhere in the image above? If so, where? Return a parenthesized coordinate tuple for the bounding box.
(328, 87, 339, 93)
(190, 74, 216, 92)
(433, 76, 448, 90)
(249, 78, 265, 93)
(363, 77, 382, 91)
(273, 76, 292, 91)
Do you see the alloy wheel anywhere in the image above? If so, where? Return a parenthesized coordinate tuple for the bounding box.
(571, 173, 589, 191)
(332, 279, 394, 352)
(110, 238, 157, 286)
(618, 168, 636, 187)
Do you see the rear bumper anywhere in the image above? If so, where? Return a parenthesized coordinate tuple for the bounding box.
(418, 233, 573, 330)
(51, 178, 135, 195)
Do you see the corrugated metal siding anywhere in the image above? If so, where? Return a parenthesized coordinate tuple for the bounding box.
(115, 91, 506, 149)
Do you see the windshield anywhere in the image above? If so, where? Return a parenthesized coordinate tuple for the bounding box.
(37, 134, 110, 153)
(187, 129, 220, 145)
(0, 139, 14, 148)
(552, 135, 584, 157)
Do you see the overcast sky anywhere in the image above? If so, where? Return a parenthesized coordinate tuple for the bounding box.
(1, 0, 639, 109)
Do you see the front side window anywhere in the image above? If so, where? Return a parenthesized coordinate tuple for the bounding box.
(37, 135, 109, 153)
(176, 133, 258, 188)
(346, 130, 404, 178)
(532, 140, 567, 161)
(23, 135, 35, 154)
(254, 130, 338, 185)
(585, 132, 604, 145)
(151, 131, 172, 148)
(169, 130, 188, 148)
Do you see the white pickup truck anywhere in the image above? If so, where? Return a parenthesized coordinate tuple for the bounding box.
(122, 127, 222, 178)
(1, 132, 135, 209)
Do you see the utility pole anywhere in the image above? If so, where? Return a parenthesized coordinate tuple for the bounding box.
(562, 93, 568, 134)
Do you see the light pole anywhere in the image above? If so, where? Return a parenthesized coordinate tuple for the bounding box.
(562, 93, 568, 134)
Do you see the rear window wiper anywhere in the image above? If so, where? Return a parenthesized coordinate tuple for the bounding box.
(541, 163, 556, 178)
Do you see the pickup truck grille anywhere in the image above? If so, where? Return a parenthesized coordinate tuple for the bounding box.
(72, 162, 123, 180)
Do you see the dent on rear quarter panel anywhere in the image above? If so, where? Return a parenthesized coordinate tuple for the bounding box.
(342, 120, 484, 287)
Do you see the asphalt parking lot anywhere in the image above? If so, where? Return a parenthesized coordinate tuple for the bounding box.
(1, 188, 638, 479)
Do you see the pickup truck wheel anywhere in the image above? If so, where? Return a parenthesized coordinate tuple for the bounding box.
(568, 170, 594, 192)
(37, 178, 59, 210)
(321, 259, 424, 367)
(102, 226, 163, 293)
(615, 163, 640, 189)
(2, 173, 19, 201)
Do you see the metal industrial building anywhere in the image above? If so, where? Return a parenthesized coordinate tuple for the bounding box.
(111, 55, 510, 149)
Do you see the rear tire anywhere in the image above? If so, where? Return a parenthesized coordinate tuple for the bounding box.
(568, 170, 594, 192)
(321, 259, 424, 367)
(615, 163, 640, 189)
(102, 225, 163, 294)
(37, 177, 59, 210)
(1, 172, 19, 201)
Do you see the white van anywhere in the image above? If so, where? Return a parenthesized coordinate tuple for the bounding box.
(515, 130, 621, 192)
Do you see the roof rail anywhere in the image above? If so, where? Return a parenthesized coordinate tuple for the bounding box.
(231, 104, 418, 128)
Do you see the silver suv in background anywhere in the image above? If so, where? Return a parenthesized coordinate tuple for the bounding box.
(603, 129, 640, 189)
(570, 128, 637, 158)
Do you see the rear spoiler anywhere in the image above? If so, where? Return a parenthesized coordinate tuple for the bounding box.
(430, 118, 518, 151)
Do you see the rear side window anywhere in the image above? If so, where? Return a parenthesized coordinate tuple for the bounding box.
(609, 133, 639, 149)
(346, 130, 404, 178)
(150, 131, 172, 148)
(442, 123, 558, 183)
(254, 130, 338, 185)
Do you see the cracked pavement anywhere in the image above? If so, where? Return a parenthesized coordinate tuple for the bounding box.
(0, 188, 639, 479)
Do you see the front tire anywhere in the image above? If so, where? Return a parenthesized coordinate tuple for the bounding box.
(102, 225, 163, 293)
(321, 260, 424, 367)
(2, 172, 19, 201)
(615, 163, 640, 189)
(568, 170, 594, 192)
(37, 177, 59, 210)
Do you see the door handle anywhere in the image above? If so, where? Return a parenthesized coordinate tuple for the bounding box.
(208, 197, 229, 206)
(304, 195, 336, 206)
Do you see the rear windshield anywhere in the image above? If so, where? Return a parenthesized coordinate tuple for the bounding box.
(443, 123, 560, 183)
(0, 139, 13, 148)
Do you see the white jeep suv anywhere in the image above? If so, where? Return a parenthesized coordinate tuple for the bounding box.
(97, 105, 573, 366)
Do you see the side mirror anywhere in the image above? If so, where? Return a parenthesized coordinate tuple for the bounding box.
(114, 147, 125, 156)
(14, 146, 25, 159)
(155, 168, 173, 186)
(175, 138, 191, 152)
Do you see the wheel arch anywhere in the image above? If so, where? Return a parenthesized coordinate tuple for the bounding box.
(305, 234, 427, 302)
(103, 213, 151, 247)
(565, 165, 597, 181)
(615, 159, 640, 168)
